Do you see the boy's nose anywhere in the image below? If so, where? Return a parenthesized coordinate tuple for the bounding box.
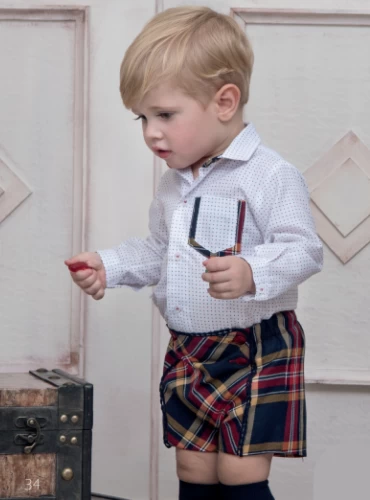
(145, 123, 163, 141)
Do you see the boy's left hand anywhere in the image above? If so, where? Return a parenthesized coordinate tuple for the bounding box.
(202, 256, 256, 299)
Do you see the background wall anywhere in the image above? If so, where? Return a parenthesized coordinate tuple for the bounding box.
(0, 1, 369, 499)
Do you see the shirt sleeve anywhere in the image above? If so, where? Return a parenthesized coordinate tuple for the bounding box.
(96, 195, 167, 289)
(241, 161, 323, 301)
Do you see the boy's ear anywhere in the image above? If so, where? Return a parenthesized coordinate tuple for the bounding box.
(214, 84, 241, 121)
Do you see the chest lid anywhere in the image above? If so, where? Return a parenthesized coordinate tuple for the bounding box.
(0, 369, 93, 455)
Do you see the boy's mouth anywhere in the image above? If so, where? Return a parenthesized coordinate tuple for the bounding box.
(154, 149, 171, 159)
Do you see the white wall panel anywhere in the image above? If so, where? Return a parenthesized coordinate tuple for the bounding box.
(234, 7, 370, 383)
(0, 2, 155, 499)
(0, 8, 87, 374)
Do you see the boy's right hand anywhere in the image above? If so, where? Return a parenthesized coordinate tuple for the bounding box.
(64, 252, 106, 300)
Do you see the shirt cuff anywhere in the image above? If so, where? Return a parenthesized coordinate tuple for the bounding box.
(96, 248, 125, 288)
(239, 256, 271, 302)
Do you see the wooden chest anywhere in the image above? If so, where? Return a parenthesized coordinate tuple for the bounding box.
(0, 369, 93, 500)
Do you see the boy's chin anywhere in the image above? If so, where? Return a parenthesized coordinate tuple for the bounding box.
(166, 161, 189, 170)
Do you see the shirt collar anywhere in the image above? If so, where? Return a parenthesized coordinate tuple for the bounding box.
(175, 123, 261, 184)
(219, 123, 261, 162)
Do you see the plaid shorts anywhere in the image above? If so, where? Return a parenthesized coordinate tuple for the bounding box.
(160, 311, 306, 457)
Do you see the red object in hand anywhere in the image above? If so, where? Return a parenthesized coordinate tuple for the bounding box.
(68, 262, 91, 272)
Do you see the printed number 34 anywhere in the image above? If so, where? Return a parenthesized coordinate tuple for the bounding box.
(25, 479, 40, 491)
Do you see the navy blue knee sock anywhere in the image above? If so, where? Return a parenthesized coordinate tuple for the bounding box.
(179, 480, 221, 500)
(220, 480, 275, 499)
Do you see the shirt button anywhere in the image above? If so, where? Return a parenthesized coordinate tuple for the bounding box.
(176, 307, 181, 311)
(176, 254, 180, 259)
(183, 200, 187, 204)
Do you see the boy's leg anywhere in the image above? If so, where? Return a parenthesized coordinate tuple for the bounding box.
(177, 449, 221, 500)
(218, 452, 273, 485)
(218, 453, 274, 499)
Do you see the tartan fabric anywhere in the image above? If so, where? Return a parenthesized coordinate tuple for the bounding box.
(160, 311, 306, 457)
(188, 197, 246, 258)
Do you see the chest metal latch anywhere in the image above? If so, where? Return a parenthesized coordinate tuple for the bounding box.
(15, 417, 43, 454)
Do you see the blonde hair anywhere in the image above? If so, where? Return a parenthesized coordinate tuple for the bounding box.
(119, 6, 254, 109)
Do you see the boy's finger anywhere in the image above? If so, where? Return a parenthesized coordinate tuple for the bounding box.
(208, 282, 232, 293)
(65, 253, 101, 271)
(208, 289, 236, 300)
(70, 269, 94, 282)
(68, 262, 91, 272)
(76, 272, 97, 287)
(202, 270, 230, 284)
(92, 289, 105, 301)
(85, 281, 103, 296)
(64, 253, 91, 266)
(203, 257, 231, 273)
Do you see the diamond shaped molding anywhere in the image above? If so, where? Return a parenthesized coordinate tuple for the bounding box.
(0, 153, 32, 225)
(311, 158, 370, 237)
(305, 131, 370, 263)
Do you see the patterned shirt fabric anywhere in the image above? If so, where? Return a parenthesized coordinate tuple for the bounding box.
(98, 123, 323, 334)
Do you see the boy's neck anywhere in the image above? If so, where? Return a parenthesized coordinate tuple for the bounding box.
(192, 118, 245, 179)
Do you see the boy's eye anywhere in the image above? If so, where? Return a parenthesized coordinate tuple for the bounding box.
(134, 112, 173, 121)
(157, 112, 173, 120)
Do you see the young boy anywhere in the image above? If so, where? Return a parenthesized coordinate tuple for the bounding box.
(66, 6, 323, 500)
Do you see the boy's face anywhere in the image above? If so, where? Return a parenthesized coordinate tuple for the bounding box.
(132, 83, 225, 172)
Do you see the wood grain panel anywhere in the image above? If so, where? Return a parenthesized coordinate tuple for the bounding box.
(0, 373, 57, 407)
(0, 454, 56, 497)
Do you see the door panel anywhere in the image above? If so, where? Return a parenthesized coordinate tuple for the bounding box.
(0, 2, 155, 499)
(0, 8, 87, 374)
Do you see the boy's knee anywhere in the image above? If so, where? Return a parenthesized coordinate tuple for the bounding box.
(176, 449, 218, 484)
(217, 452, 273, 485)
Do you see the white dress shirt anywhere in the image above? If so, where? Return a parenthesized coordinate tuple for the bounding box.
(98, 123, 323, 333)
